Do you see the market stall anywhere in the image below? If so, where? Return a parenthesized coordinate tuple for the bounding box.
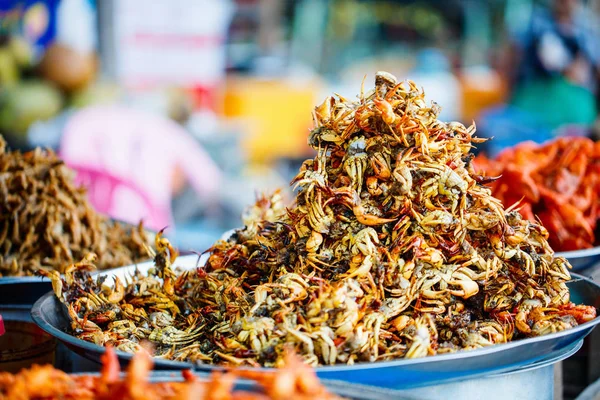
(1, 1, 600, 400)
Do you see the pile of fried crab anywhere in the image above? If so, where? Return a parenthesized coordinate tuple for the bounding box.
(47, 72, 596, 368)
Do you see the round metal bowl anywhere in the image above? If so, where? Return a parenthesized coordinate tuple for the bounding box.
(557, 246, 600, 273)
(30, 252, 600, 390)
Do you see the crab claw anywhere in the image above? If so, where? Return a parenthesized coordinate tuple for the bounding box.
(38, 269, 63, 299)
(515, 310, 532, 334)
(155, 229, 178, 264)
(63, 254, 98, 286)
(448, 274, 479, 299)
(107, 277, 125, 303)
(352, 192, 396, 226)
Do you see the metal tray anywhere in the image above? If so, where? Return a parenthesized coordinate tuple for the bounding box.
(30, 251, 600, 389)
(557, 246, 600, 273)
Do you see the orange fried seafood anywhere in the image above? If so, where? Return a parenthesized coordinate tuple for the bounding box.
(473, 137, 600, 251)
(0, 347, 344, 400)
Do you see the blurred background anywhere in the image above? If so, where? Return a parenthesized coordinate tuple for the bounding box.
(0, 0, 599, 252)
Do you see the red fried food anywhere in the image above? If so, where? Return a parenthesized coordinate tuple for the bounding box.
(0, 347, 343, 400)
(473, 138, 600, 251)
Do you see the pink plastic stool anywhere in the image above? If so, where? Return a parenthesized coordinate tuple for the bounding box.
(68, 163, 162, 225)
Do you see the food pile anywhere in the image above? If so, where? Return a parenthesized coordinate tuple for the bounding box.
(474, 137, 600, 252)
(0, 347, 341, 400)
(0, 136, 149, 277)
(52, 73, 595, 367)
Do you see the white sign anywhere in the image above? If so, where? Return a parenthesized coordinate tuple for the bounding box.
(113, 0, 232, 88)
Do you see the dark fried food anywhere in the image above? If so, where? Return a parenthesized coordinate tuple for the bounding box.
(51, 73, 596, 367)
(0, 347, 343, 400)
(0, 137, 149, 277)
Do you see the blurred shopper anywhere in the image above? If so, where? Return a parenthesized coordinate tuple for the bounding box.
(479, 0, 599, 156)
(510, 0, 599, 129)
(59, 105, 223, 232)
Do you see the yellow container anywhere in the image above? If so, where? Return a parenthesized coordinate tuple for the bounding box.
(222, 77, 321, 164)
(459, 70, 508, 123)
